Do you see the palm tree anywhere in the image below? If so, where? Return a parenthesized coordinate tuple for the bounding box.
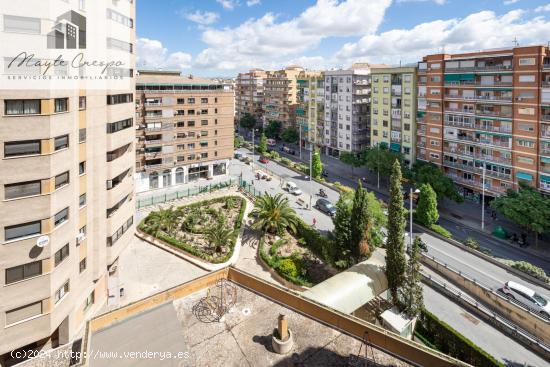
(205, 226, 236, 253)
(145, 207, 179, 236)
(250, 193, 298, 234)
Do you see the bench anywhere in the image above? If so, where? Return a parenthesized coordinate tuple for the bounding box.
(296, 198, 305, 206)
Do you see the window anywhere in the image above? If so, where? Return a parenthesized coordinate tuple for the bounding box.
(517, 139, 535, 148)
(107, 93, 133, 105)
(519, 58, 535, 66)
(5, 180, 41, 200)
(77, 225, 87, 245)
(107, 118, 133, 133)
(107, 9, 133, 28)
(430, 153, 440, 159)
(430, 63, 441, 69)
(107, 216, 133, 246)
(201, 98, 208, 104)
(200, 109, 208, 115)
(518, 107, 535, 115)
(79, 161, 86, 175)
(201, 120, 208, 126)
(107, 168, 131, 190)
(106, 38, 133, 53)
(79, 96, 86, 110)
(107, 194, 130, 218)
(177, 98, 185, 104)
(4, 140, 41, 157)
(5, 100, 40, 115)
(54, 208, 69, 227)
(3, 15, 41, 34)
(5, 221, 41, 241)
(518, 123, 534, 132)
(5, 301, 42, 326)
(430, 76, 441, 83)
(518, 75, 535, 83)
(79, 258, 87, 273)
(187, 98, 195, 104)
(54, 244, 69, 267)
(201, 152, 208, 159)
(79, 193, 86, 207)
(187, 121, 195, 127)
(55, 172, 69, 189)
(106, 144, 131, 162)
(200, 131, 208, 137)
(54, 98, 68, 113)
(55, 280, 70, 303)
(79, 128, 86, 143)
(517, 156, 534, 164)
(5, 261, 42, 284)
(54, 135, 69, 151)
(84, 291, 94, 310)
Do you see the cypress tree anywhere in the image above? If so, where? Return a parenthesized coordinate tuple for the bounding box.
(415, 183, 439, 227)
(350, 181, 372, 261)
(403, 236, 424, 318)
(385, 160, 406, 305)
(332, 192, 353, 267)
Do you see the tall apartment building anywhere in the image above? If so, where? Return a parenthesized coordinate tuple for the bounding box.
(235, 69, 267, 123)
(296, 71, 324, 150)
(416, 45, 550, 199)
(0, 0, 135, 364)
(323, 64, 380, 156)
(135, 71, 234, 192)
(370, 67, 417, 167)
(263, 66, 304, 129)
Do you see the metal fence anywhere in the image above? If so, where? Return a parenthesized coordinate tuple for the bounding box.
(136, 178, 238, 209)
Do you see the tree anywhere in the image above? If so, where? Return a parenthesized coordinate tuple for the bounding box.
(385, 160, 407, 305)
(281, 127, 299, 144)
(234, 135, 244, 148)
(145, 207, 179, 236)
(332, 191, 354, 268)
(340, 151, 362, 174)
(414, 183, 439, 227)
(311, 148, 323, 179)
(239, 113, 256, 130)
(350, 182, 373, 260)
(491, 183, 550, 247)
(265, 120, 282, 139)
(362, 146, 403, 179)
(409, 161, 463, 203)
(403, 236, 424, 318)
(251, 193, 299, 234)
(258, 133, 268, 155)
(206, 226, 236, 253)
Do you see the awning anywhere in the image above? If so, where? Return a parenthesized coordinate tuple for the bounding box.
(516, 172, 533, 181)
(390, 143, 401, 152)
(445, 73, 475, 81)
(541, 175, 550, 183)
(541, 156, 550, 164)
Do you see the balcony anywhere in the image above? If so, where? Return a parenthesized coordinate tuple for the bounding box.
(391, 85, 402, 95)
(445, 107, 475, 115)
(144, 139, 162, 145)
(543, 63, 550, 70)
(476, 110, 512, 118)
(542, 80, 550, 88)
(542, 130, 550, 139)
(541, 146, 550, 156)
(476, 64, 513, 72)
(444, 94, 476, 101)
(144, 102, 162, 107)
(541, 114, 550, 122)
(476, 95, 513, 103)
(541, 180, 550, 192)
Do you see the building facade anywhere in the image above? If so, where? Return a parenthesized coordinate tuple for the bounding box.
(0, 0, 136, 364)
(323, 64, 378, 156)
(235, 69, 266, 123)
(296, 71, 324, 150)
(370, 67, 417, 167)
(135, 71, 234, 193)
(416, 46, 550, 199)
(263, 66, 304, 129)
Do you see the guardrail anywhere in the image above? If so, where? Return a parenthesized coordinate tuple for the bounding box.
(422, 271, 550, 360)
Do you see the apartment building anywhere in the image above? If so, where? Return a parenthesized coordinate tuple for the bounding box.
(235, 69, 267, 123)
(0, 0, 135, 365)
(135, 71, 234, 192)
(323, 64, 381, 156)
(416, 45, 550, 199)
(263, 66, 304, 129)
(296, 71, 324, 150)
(370, 67, 417, 167)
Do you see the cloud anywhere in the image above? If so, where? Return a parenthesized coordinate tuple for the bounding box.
(136, 38, 192, 70)
(217, 0, 238, 10)
(535, 3, 550, 12)
(397, 0, 447, 5)
(246, 0, 261, 6)
(184, 10, 220, 25)
(194, 0, 392, 71)
(335, 9, 550, 65)
(503, 0, 519, 5)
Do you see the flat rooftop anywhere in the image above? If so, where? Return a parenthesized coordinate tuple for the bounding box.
(85, 268, 463, 367)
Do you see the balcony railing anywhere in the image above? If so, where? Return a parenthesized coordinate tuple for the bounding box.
(476, 110, 512, 118)
(476, 95, 513, 103)
(144, 139, 162, 145)
(445, 65, 512, 73)
(443, 120, 511, 134)
(144, 102, 162, 107)
(541, 181, 550, 192)
(543, 63, 550, 70)
(445, 107, 475, 114)
(541, 115, 550, 122)
(542, 131, 550, 139)
(541, 147, 550, 156)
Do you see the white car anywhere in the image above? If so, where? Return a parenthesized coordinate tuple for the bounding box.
(501, 281, 550, 317)
(285, 182, 302, 196)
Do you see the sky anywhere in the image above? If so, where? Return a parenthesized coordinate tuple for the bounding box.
(136, 0, 550, 77)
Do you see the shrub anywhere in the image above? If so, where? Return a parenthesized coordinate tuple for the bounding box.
(295, 218, 337, 266)
(511, 261, 549, 283)
(270, 151, 280, 160)
(280, 157, 293, 166)
(430, 224, 452, 238)
(277, 259, 299, 278)
(269, 239, 285, 256)
(297, 164, 309, 174)
(262, 152, 272, 158)
(463, 237, 480, 250)
(333, 182, 354, 194)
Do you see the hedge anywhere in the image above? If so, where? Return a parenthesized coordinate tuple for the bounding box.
(415, 309, 504, 367)
(294, 218, 337, 267)
(430, 224, 452, 239)
(258, 236, 312, 287)
(139, 196, 247, 264)
(510, 261, 549, 283)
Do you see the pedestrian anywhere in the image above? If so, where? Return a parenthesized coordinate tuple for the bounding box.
(312, 217, 317, 227)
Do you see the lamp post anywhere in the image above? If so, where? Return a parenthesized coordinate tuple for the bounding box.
(309, 147, 313, 210)
(481, 163, 486, 231)
(409, 187, 420, 252)
(299, 125, 302, 160)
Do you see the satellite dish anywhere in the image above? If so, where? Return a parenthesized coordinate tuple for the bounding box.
(36, 235, 50, 248)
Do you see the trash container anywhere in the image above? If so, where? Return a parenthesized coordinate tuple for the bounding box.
(492, 226, 507, 239)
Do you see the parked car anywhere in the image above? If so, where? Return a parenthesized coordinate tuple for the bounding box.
(501, 281, 550, 316)
(284, 182, 302, 195)
(234, 152, 243, 160)
(315, 198, 336, 217)
(243, 157, 252, 165)
(267, 138, 277, 147)
(259, 156, 269, 164)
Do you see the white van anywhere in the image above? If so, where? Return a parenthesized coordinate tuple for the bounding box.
(284, 182, 302, 195)
(502, 281, 550, 316)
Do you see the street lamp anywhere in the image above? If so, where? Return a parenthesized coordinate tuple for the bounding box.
(251, 128, 259, 182)
(481, 163, 486, 231)
(409, 187, 421, 252)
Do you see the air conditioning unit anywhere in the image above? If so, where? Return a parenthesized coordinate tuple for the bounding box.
(76, 232, 86, 243)
(106, 180, 113, 189)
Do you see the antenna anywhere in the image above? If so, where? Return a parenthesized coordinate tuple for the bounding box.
(512, 37, 519, 47)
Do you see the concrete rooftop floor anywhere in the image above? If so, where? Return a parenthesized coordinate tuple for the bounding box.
(90, 283, 412, 367)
